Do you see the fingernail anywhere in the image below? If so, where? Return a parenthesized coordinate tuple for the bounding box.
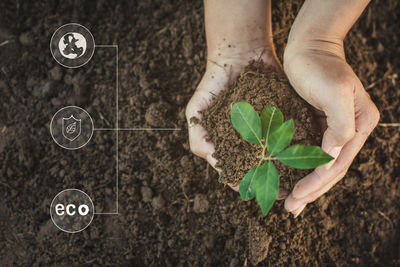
(292, 204, 306, 218)
(228, 183, 239, 192)
(324, 146, 342, 170)
(284, 194, 302, 212)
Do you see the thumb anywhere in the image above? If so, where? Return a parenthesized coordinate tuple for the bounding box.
(321, 90, 356, 161)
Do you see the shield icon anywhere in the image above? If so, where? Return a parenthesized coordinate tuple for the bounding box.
(62, 115, 81, 141)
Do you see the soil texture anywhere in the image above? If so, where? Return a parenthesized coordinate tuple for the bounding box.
(200, 61, 321, 191)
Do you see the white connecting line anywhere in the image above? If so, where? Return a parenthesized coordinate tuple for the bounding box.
(378, 123, 400, 127)
(93, 45, 180, 215)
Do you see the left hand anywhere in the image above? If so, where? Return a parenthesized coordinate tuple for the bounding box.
(283, 42, 380, 217)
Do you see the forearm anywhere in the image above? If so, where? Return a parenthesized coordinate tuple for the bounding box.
(286, 0, 370, 56)
(204, 0, 273, 60)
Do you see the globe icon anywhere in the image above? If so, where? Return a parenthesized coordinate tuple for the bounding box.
(58, 32, 87, 59)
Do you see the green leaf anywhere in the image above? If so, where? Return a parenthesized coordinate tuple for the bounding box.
(275, 145, 334, 169)
(261, 107, 284, 142)
(267, 119, 294, 155)
(231, 102, 262, 145)
(254, 161, 279, 216)
(239, 165, 263, 201)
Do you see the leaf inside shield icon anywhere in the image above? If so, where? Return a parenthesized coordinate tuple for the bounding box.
(62, 115, 81, 141)
(66, 122, 77, 134)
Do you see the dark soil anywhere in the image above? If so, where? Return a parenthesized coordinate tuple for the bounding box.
(200, 61, 321, 193)
(0, 0, 399, 266)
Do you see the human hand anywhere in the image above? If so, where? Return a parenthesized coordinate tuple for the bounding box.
(283, 42, 380, 217)
(186, 0, 280, 190)
(186, 49, 280, 190)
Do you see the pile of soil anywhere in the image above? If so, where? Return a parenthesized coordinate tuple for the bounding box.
(200, 61, 321, 192)
(0, 0, 399, 266)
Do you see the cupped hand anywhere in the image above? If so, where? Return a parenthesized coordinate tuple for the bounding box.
(283, 43, 380, 216)
(186, 48, 280, 190)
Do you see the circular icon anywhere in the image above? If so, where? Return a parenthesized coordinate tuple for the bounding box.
(50, 23, 95, 68)
(50, 106, 94, 150)
(50, 189, 94, 233)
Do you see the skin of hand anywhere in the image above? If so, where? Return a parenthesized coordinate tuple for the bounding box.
(283, 0, 380, 217)
(185, 0, 280, 189)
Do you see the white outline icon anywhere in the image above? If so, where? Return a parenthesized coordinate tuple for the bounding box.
(50, 106, 94, 150)
(50, 23, 95, 68)
(48, 24, 182, 232)
(50, 188, 94, 234)
(62, 115, 82, 141)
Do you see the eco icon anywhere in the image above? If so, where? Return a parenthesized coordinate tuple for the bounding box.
(62, 115, 81, 141)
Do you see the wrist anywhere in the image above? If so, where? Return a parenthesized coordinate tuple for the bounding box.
(207, 42, 277, 67)
(284, 37, 345, 63)
(285, 0, 370, 60)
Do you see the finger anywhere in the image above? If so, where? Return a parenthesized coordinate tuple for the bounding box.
(206, 153, 219, 171)
(320, 84, 356, 165)
(186, 91, 216, 159)
(187, 123, 215, 159)
(292, 203, 306, 218)
(185, 66, 230, 159)
(285, 90, 379, 212)
(284, 87, 356, 211)
(300, 91, 379, 204)
(285, 81, 357, 201)
(228, 184, 239, 192)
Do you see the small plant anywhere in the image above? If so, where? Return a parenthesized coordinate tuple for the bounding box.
(230, 102, 334, 216)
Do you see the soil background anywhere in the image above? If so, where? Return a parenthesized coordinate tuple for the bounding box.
(0, 0, 399, 266)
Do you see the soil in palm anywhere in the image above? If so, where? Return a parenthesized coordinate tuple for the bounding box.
(200, 60, 322, 194)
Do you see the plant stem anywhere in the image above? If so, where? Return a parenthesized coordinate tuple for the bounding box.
(257, 142, 268, 167)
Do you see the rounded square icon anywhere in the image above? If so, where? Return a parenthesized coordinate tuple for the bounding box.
(50, 23, 95, 68)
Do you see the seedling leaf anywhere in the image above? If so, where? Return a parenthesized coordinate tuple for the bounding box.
(239, 165, 262, 201)
(267, 119, 294, 155)
(254, 161, 279, 216)
(231, 102, 262, 145)
(275, 145, 334, 169)
(261, 107, 284, 142)
(231, 102, 333, 217)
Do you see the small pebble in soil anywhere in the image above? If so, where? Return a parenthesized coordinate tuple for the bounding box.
(19, 32, 33, 46)
(49, 66, 63, 81)
(141, 186, 153, 203)
(64, 74, 73, 85)
(145, 101, 172, 127)
(193, 194, 209, 213)
(31, 81, 51, 97)
(51, 98, 61, 106)
(143, 89, 152, 98)
(151, 195, 165, 210)
(203, 234, 215, 249)
(167, 239, 174, 248)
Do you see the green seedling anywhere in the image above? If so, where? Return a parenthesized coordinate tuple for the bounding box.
(230, 102, 334, 216)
